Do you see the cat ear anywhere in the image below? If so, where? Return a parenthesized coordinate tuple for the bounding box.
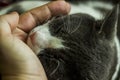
(98, 4, 119, 40)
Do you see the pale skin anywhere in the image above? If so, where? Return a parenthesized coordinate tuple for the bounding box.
(0, 1, 71, 80)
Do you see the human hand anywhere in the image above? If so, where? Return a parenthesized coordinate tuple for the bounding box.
(0, 1, 70, 80)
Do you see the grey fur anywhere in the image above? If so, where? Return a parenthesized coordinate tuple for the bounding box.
(38, 4, 120, 80)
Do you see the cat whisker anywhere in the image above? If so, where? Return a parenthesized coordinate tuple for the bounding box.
(50, 60, 60, 76)
(66, 15, 71, 33)
(70, 18, 82, 34)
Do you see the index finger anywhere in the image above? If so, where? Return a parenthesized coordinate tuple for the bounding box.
(18, 1, 71, 33)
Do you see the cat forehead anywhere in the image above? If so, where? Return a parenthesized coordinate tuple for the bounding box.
(50, 13, 96, 27)
(48, 13, 96, 36)
(55, 13, 95, 22)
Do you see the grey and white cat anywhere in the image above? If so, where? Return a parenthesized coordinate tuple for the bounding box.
(0, 1, 120, 80)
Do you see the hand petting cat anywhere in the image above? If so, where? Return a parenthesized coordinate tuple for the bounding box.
(0, 1, 70, 80)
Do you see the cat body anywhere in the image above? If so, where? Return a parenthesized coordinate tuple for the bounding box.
(0, 1, 120, 80)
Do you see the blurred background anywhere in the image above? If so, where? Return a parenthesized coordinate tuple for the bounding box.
(0, 0, 120, 8)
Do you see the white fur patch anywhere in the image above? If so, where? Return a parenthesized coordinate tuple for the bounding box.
(86, 1, 113, 10)
(27, 23, 65, 54)
(112, 36, 120, 80)
(70, 4, 103, 20)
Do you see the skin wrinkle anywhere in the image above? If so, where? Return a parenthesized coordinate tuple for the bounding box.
(29, 5, 52, 26)
(0, 12, 19, 34)
(12, 28, 27, 42)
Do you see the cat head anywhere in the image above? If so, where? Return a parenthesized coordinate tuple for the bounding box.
(27, 4, 119, 55)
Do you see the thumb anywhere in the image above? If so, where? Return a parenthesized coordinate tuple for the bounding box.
(0, 12, 19, 36)
(0, 12, 19, 50)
